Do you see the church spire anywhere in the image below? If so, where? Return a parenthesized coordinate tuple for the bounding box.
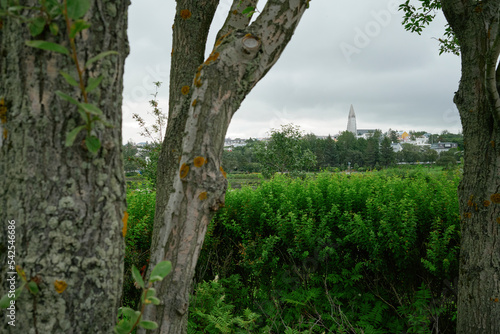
(347, 104, 357, 135)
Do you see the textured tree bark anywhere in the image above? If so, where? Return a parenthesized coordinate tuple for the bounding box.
(0, 1, 129, 333)
(142, 0, 310, 332)
(441, 1, 500, 332)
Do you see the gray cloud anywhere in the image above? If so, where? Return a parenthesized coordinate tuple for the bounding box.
(122, 0, 463, 143)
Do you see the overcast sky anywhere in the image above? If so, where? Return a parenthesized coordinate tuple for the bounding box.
(122, 0, 462, 144)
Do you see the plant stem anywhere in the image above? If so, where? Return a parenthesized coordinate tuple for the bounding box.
(62, 0, 91, 132)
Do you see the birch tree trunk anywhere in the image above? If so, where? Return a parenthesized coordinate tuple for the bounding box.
(0, 1, 129, 333)
(441, 1, 500, 332)
(142, 0, 310, 332)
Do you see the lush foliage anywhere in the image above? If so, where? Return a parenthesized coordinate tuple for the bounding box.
(255, 124, 316, 178)
(123, 168, 461, 333)
(115, 261, 172, 334)
(196, 168, 461, 333)
(122, 181, 156, 309)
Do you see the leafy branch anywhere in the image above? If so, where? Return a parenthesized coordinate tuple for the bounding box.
(114, 261, 172, 334)
(399, 0, 460, 55)
(0, 0, 119, 153)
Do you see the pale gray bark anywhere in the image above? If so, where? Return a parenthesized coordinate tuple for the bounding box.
(0, 1, 129, 333)
(142, 0, 310, 333)
(441, 0, 500, 332)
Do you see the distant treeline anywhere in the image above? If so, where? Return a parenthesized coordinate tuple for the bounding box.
(223, 130, 464, 173)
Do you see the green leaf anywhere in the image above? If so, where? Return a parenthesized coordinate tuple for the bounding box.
(55, 90, 80, 105)
(25, 40, 69, 55)
(66, 0, 90, 20)
(0, 0, 7, 9)
(145, 288, 156, 298)
(49, 22, 59, 36)
(27, 281, 39, 295)
(146, 296, 160, 305)
(65, 125, 86, 147)
(29, 16, 46, 37)
(114, 324, 132, 334)
(0, 294, 11, 309)
(149, 261, 172, 282)
(242, 6, 255, 15)
(85, 51, 119, 68)
(85, 135, 101, 153)
(80, 103, 103, 116)
(150, 275, 165, 282)
(69, 19, 91, 39)
(60, 71, 79, 87)
(86, 75, 103, 93)
(131, 265, 145, 289)
(46, 0, 62, 17)
(139, 321, 158, 330)
(14, 286, 24, 299)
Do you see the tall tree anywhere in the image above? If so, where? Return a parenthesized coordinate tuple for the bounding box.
(441, 2, 500, 332)
(379, 136, 395, 167)
(404, 1, 500, 332)
(255, 124, 317, 177)
(364, 136, 380, 168)
(143, 1, 310, 332)
(0, 1, 129, 333)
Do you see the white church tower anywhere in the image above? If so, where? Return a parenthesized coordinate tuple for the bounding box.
(346, 104, 357, 135)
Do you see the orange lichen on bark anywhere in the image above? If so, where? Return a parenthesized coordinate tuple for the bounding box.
(180, 163, 189, 178)
(194, 156, 206, 167)
(220, 166, 227, 178)
(464, 212, 472, 219)
(54, 280, 68, 293)
(215, 32, 231, 48)
(180, 9, 191, 19)
(204, 51, 219, 65)
(181, 85, 190, 95)
(199, 192, 207, 201)
(491, 140, 495, 148)
(192, 99, 197, 107)
(194, 71, 203, 87)
(122, 211, 129, 237)
(484, 200, 491, 207)
(490, 193, 500, 203)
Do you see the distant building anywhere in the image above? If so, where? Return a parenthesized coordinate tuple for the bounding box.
(346, 105, 376, 138)
(431, 142, 458, 153)
(391, 143, 403, 152)
(346, 104, 357, 136)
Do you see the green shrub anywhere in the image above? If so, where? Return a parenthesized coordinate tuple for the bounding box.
(122, 183, 156, 309)
(197, 170, 460, 333)
(122, 169, 461, 333)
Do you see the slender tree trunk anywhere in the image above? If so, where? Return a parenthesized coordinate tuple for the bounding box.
(442, 1, 500, 332)
(0, 1, 129, 333)
(142, 0, 310, 332)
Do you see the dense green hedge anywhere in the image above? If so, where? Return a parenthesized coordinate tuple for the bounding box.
(194, 169, 461, 333)
(123, 169, 461, 333)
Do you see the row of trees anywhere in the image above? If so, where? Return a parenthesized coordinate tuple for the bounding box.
(216, 124, 463, 176)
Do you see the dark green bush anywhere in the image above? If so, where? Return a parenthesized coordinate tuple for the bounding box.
(122, 184, 156, 309)
(197, 170, 461, 333)
(122, 169, 461, 333)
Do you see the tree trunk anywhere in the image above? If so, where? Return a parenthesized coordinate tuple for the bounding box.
(0, 1, 129, 333)
(441, 1, 500, 332)
(142, 0, 310, 332)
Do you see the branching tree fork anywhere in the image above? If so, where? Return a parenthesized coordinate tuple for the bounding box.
(141, 0, 310, 332)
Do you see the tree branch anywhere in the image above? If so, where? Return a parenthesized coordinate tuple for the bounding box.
(486, 20, 500, 125)
(216, 0, 259, 42)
